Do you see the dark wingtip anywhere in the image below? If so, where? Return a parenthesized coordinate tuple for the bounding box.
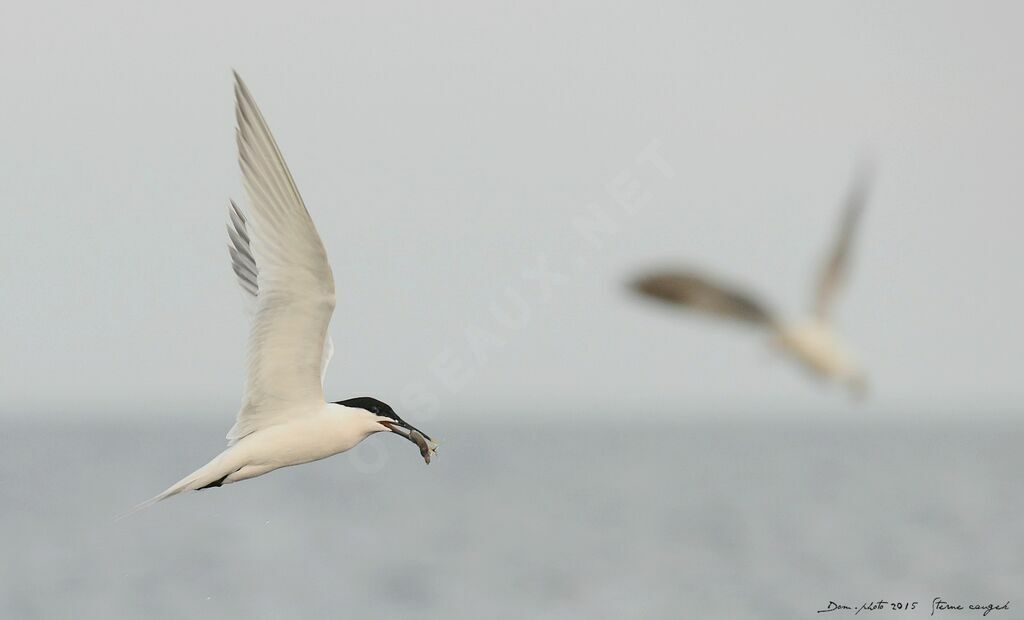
(628, 272, 680, 303)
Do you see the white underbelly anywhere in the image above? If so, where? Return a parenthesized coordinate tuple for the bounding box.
(777, 323, 855, 378)
(231, 412, 369, 469)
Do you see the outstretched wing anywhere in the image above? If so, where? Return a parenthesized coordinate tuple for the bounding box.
(227, 200, 259, 299)
(227, 200, 335, 387)
(226, 72, 337, 444)
(630, 270, 776, 327)
(813, 168, 870, 320)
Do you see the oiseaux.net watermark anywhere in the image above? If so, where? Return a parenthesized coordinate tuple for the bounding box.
(348, 140, 676, 473)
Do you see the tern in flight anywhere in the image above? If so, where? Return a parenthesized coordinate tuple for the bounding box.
(630, 169, 872, 397)
(139, 73, 437, 510)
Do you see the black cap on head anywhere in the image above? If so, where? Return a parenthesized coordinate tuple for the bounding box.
(335, 396, 436, 462)
(334, 396, 433, 444)
(334, 396, 398, 421)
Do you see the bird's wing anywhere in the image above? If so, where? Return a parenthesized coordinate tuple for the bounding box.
(813, 168, 871, 320)
(227, 199, 335, 386)
(226, 72, 337, 444)
(227, 199, 259, 301)
(630, 270, 776, 327)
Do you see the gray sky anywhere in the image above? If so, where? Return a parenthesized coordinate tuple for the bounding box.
(2, 1, 1022, 422)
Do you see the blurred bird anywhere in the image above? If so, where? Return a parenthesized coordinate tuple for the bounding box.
(630, 168, 872, 397)
(135, 73, 436, 512)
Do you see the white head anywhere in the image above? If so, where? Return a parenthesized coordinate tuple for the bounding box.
(333, 396, 438, 463)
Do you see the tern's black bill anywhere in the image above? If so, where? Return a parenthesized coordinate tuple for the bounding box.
(333, 396, 436, 463)
(380, 419, 436, 464)
(379, 418, 432, 443)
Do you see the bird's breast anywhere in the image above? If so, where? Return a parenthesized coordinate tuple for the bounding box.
(778, 323, 854, 376)
(236, 409, 375, 468)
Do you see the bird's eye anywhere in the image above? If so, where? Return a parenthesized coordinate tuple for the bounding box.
(371, 407, 379, 414)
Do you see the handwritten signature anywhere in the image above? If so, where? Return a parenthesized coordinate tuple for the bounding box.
(816, 598, 1010, 616)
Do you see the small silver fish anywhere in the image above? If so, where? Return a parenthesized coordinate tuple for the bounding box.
(409, 429, 438, 464)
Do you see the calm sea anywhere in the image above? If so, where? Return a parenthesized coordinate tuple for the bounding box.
(1, 420, 1021, 618)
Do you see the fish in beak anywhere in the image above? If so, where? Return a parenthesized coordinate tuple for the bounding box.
(379, 418, 439, 464)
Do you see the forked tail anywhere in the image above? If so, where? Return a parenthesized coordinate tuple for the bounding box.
(116, 451, 234, 520)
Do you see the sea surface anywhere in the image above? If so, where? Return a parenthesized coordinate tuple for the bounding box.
(1, 420, 1021, 619)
